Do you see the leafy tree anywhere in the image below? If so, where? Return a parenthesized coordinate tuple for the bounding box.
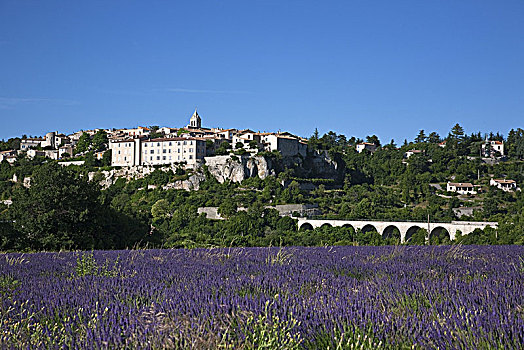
(75, 132, 92, 154)
(366, 135, 381, 147)
(8, 163, 106, 250)
(216, 141, 231, 155)
(91, 130, 108, 152)
(218, 198, 237, 218)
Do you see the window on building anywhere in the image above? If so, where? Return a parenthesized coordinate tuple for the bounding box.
(163, 149, 166, 153)
(163, 156, 166, 160)
(150, 150, 154, 154)
(169, 142, 172, 146)
(157, 156, 160, 160)
(189, 155, 192, 159)
(157, 143, 160, 146)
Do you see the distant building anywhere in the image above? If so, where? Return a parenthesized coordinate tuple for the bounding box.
(0, 150, 17, 163)
(490, 178, 518, 192)
(438, 141, 446, 148)
(261, 133, 307, 157)
(482, 140, 504, 156)
(20, 138, 45, 151)
(109, 139, 142, 166)
(187, 109, 202, 129)
(356, 142, 377, 153)
(447, 182, 478, 195)
(109, 137, 207, 167)
(141, 137, 206, 166)
(405, 149, 423, 158)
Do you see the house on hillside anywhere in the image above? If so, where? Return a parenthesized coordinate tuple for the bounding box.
(356, 142, 378, 153)
(405, 149, 424, 158)
(447, 182, 479, 195)
(482, 140, 504, 157)
(490, 178, 519, 192)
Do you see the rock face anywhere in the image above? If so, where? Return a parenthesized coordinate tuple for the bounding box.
(89, 152, 339, 190)
(204, 155, 275, 183)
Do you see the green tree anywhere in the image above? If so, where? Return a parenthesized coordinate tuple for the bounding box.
(9, 163, 106, 250)
(415, 130, 427, 143)
(75, 132, 92, 154)
(91, 130, 108, 152)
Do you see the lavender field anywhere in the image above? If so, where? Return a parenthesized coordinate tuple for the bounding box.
(1, 246, 523, 349)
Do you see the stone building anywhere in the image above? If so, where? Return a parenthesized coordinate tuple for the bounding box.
(447, 182, 478, 195)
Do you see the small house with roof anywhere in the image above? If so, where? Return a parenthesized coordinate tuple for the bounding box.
(447, 182, 478, 195)
(356, 142, 378, 153)
(490, 178, 518, 192)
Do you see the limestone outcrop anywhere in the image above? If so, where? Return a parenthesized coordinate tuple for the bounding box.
(204, 155, 275, 183)
(88, 152, 339, 190)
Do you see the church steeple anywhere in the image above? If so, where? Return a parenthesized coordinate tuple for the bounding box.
(188, 108, 201, 128)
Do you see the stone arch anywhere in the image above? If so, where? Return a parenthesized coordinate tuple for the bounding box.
(320, 223, 333, 230)
(361, 224, 378, 233)
(382, 225, 401, 242)
(429, 226, 451, 245)
(299, 222, 313, 231)
(405, 226, 424, 243)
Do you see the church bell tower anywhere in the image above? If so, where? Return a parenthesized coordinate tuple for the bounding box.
(188, 108, 201, 128)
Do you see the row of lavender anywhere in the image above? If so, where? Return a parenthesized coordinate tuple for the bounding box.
(1, 246, 523, 349)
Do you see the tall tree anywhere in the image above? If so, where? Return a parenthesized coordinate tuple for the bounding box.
(91, 130, 108, 152)
(9, 162, 106, 250)
(75, 132, 92, 154)
(415, 130, 427, 143)
(450, 123, 465, 140)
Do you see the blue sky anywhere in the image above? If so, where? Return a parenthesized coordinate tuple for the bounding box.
(1, 0, 523, 143)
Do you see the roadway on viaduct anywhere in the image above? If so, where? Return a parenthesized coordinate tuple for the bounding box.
(296, 219, 498, 243)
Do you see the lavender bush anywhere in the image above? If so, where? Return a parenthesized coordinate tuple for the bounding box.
(1, 245, 522, 349)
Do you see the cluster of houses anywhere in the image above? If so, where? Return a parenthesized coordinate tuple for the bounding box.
(109, 110, 308, 166)
(446, 178, 520, 194)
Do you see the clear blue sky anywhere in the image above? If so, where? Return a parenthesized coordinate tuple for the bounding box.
(1, 0, 523, 143)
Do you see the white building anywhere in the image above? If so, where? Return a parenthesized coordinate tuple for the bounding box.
(405, 149, 423, 158)
(109, 137, 207, 167)
(356, 142, 378, 153)
(447, 182, 478, 195)
(20, 138, 45, 151)
(490, 178, 518, 192)
(120, 127, 151, 137)
(109, 139, 142, 166)
(482, 140, 504, 156)
(0, 150, 16, 163)
(141, 137, 206, 165)
(261, 133, 307, 157)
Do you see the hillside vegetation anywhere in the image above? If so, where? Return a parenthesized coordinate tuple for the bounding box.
(1, 125, 523, 251)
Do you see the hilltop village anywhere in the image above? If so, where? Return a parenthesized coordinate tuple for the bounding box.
(0, 110, 520, 194)
(1, 111, 523, 250)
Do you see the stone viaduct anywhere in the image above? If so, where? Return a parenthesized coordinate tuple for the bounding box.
(297, 218, 498, 243)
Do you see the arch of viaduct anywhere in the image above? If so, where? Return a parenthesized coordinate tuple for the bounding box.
(297, 219, 498, 243)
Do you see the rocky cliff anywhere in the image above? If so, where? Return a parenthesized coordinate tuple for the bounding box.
(89, 152, 339, 189)
(204, 155, 275, 183)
